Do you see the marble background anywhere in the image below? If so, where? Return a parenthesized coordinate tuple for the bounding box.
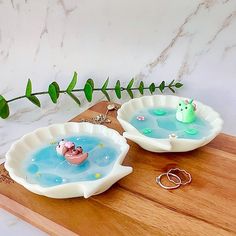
(0, 0, 235, 235)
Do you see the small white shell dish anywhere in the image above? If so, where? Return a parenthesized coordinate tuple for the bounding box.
(5, 122, 132, 199)
(117, 95, 223, 153)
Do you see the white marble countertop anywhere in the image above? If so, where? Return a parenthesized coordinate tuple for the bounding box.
(0, 0, 236, 234)
(0, 208, 47, 236)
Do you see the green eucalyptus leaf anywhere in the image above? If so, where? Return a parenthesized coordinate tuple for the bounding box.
(127, 78, 134, 90)
(0, 103, 9, 119)
(169, 87, 175, 93)
(0, 95, 6, 111)
(175, 82, 183, 88)
(66, 72, 77, 93)
(27, 95, 41, 107)
(101, 77, 110, 100)
(102, 77, 109, 91)
(149, 83, 156, 94)
(138, 81, 144, 95)
(67, 92, 81, 106)
(115, 80, 121, 99)
(159, 81, 165, 93)
(84, 79, 93, 102)
(53, 81, 60, 96)
(87, 78, 94, 89)
(48, 82, 60, 103)
(168, 79, 175, 87)
(0, 95, 10, 119)
(127, 89, 134, 99)
(126, 78, 134, 98)
(25, 79, 32, 97)
(102, 90, 110, 101)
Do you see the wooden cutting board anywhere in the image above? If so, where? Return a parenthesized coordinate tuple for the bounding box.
(0, 101, 236, 236)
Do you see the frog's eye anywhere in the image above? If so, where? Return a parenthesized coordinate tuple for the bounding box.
(179, 103, 181, 106)
(185, 107, 188, 109)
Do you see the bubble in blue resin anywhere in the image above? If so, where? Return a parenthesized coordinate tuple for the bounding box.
(90, 147, 116, 167)
(27, 164, 39, 174)
(35, 173, 63, 187)
(130, 107, 212, 140)
(23, 135, 120, 187)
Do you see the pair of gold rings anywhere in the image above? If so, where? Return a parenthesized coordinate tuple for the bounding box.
(156, 168, 191, 190)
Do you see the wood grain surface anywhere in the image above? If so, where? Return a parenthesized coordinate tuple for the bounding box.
(0, 101, 236, 236)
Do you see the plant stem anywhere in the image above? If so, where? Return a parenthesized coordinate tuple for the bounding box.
(7, 95, 27, 103)
(6, 85, 173, 103)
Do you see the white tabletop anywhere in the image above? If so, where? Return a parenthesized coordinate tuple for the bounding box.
(0, 208, 47, 236)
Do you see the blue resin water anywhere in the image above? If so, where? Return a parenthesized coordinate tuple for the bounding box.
(23, 135, 120, 187)
(130, 107, 212, 139)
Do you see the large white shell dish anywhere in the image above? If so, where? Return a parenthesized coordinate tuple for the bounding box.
(117, 95, 223, 152)
(5, 122, 132, 198)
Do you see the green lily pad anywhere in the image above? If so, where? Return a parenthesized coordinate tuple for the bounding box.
(142, 128, 152, 134)
(153, 109, 166, 116)
(185, 128, 198, 135)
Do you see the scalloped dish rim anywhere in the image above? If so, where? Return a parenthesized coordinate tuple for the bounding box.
(117, 95, 223, 152)
(5, 122, 132, 199)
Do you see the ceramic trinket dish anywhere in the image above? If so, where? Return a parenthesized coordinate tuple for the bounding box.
(5, 122, 132, 198)
(117, 95, 223, 152)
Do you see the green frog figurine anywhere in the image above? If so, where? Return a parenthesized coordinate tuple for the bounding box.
(176, 99, 196, 123)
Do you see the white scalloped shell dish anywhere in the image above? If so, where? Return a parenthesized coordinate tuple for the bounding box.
(117, 95, 223, 152)
(5, 122, 132, 198)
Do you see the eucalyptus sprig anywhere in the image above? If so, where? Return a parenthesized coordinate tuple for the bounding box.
(0, 72, 183, 119)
